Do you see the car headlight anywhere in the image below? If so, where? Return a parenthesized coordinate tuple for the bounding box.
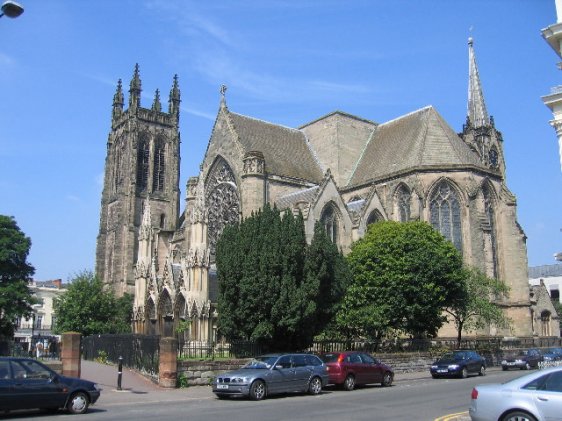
(430, 365, 438, 369)
(448, 364, 460, 370)
(515, 359, 524, 364)
(93, 383, 102, 391)
(231, 377, 250, 384)
(501, 360, 507, 364)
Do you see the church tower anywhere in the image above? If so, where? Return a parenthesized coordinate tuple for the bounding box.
(460, 37, 506, 178)
(96, 64, 181, 296)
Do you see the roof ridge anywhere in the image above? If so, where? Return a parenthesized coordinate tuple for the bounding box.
(229, 111, 301, 133)
(299, 110, 377, 129)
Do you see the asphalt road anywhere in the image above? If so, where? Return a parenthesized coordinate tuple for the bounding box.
(1, 368, 526, 421)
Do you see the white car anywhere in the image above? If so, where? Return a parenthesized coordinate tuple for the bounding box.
(469, 366, 562, 421)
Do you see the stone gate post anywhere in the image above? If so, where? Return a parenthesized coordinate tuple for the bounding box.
(61, 332, 81, 378)
(158, 337, 177, 388)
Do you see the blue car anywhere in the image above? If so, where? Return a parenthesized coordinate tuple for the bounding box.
(0, 357, 101, 414)
(213, 353, 329, 400)
(430, 350, 486, 379)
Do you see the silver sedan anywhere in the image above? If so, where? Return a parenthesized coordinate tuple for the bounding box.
(212, 353, 329, 400)
(469, 366, 562, 421)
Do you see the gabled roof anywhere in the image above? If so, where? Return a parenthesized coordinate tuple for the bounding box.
(348, 106, 486, 186)
(228, 112, 324, 183)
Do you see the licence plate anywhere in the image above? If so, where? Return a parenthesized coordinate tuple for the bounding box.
(437, 370, 448, 373)
(217, 384, 229, 389)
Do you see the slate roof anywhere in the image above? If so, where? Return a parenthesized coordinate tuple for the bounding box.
(529, 264, 562, 279)
(276, 186, 320, 210)
(348, 106, 486, 186)
(228, 112, 324, 183)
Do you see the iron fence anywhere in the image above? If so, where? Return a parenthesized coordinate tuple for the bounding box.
(82, 334, 160, 378)
(177, 339, 263, 360)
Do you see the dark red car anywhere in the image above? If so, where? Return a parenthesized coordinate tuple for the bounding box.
(320, 351, 394, 391)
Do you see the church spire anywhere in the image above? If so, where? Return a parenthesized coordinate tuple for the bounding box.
(467, 37, 490, 128)
(152, 89, 162, 112)
(129, 63, 142, 111)
(168, 74, 180, 122)
(112, 79, 124, 122)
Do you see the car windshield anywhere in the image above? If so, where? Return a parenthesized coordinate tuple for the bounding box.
(243, 356, 279, 369)
(441, 352, 465, 361)
(546, 348, 562, 354)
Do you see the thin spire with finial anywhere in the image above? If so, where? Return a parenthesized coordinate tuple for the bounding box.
(152, 89, 162, 112)
(220, 84, 227, 104)
(467, 37, 490, 128)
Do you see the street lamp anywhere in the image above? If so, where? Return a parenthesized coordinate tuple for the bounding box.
(0, 1, 24, 18)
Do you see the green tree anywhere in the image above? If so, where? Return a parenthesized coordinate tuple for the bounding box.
(338, 220, 465, 339)
(53, 270, 132, 336)
(444, 267, 511, 347)
(0, 215, 36, 339)
(216, 205, 349, 351)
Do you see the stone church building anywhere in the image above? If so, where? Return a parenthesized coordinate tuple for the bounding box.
(96, 39, 534, 341)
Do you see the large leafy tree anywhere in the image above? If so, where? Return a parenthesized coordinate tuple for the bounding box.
(338, 220, 465, 339)
(216, 205, 349, 351)
(444, 266, 511, 347)
(0, 215, 36, 339)
(53, 270, 132, 336)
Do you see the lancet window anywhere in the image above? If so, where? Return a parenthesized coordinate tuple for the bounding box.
(153, 136, 166, 192)
(321, 203, 340, 243)
(366, 210, 384, 226)
(429, 181, 463, 252)
(136, 134, 150, 191)
(396, 185, 411, 222)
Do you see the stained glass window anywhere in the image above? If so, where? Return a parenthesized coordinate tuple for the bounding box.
(321, 203, 339, 243)
(396, 185, 411, 222)
(430, 182, 462, 252)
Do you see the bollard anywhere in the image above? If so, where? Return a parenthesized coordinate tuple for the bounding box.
(117, 356, 123, 391)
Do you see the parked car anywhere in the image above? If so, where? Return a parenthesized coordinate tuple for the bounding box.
(469, 366, 562, 421)
(320, 351, 394, 391)
(542, 347, 562, 362)
(0, 357, 101, 414)
(430, 350, 486, 379)
(212, 353, 329, 400)
(501, 348, 543, 371)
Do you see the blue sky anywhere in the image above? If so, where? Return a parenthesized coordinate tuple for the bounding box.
(1, 0, 561, 282)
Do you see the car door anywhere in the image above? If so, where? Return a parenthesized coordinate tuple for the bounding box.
(10, 359, 65, 410)
(0, 360, 13, 411)
(292, 355, 312, 391)
(270, 355, 296, 394)
(534, 371, 562, 421)
(359, 353, 381, 384)
(347, 353, 364, 384)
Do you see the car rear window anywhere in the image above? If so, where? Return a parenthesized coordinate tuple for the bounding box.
(321, 353, 340, 363)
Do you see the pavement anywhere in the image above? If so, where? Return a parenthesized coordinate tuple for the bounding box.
(80, 360, 471, 420)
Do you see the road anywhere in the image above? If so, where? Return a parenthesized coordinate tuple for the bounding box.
(1, 368, 526, 421)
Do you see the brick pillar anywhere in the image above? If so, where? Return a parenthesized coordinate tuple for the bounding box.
(158, 337, 177, 388)
(61, 332, 81, 378)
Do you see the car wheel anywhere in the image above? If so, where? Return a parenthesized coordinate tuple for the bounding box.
(343, 375, 355, 391)
(460, 367, 468, 379)
(382, 372, 393, 387)
(501, 410, 538, 421)
(478, 365, 486, 376)
(308, 376, 322, 395)
(67, 391, 89, 414)
(249, 380, 266, 401)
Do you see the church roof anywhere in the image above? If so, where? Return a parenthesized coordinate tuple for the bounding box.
(348, 106, 486, 186)
(228, 112, 324, 183)
(276, 186, 320, 210)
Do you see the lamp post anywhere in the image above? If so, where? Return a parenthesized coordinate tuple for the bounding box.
(0, 1, 24, 18)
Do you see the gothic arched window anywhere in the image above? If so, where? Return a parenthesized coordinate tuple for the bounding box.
(367, 210, 384, 226)
(159, 290, 173, 318)
(136, 134, 150, 191)
(483, 183, 498, 278)
(430, 181, 463, 252)
(146, 298, 156, 321)
(541, 311, 552, 336)
(396, 185, 411, 222)
(153, 136, 166, 192)
(205, 158, 240, 262)
(321, 203, 340, 243)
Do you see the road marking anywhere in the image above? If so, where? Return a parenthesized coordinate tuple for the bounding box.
(434, 411, 469, 421)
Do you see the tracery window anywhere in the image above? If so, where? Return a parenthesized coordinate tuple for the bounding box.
(483, 184, 498, 278)
(396, 185, 411, 222)
(367, 210, 384, 226)
(321, 203, 339, 243)
(136, 134, 150, 191)
(153, 136, 166, 192)
(430, 181, 463, 252)
(146, 298, 156, 320)
(159, 290, 173, 317)
(206, 158, 240, 262)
